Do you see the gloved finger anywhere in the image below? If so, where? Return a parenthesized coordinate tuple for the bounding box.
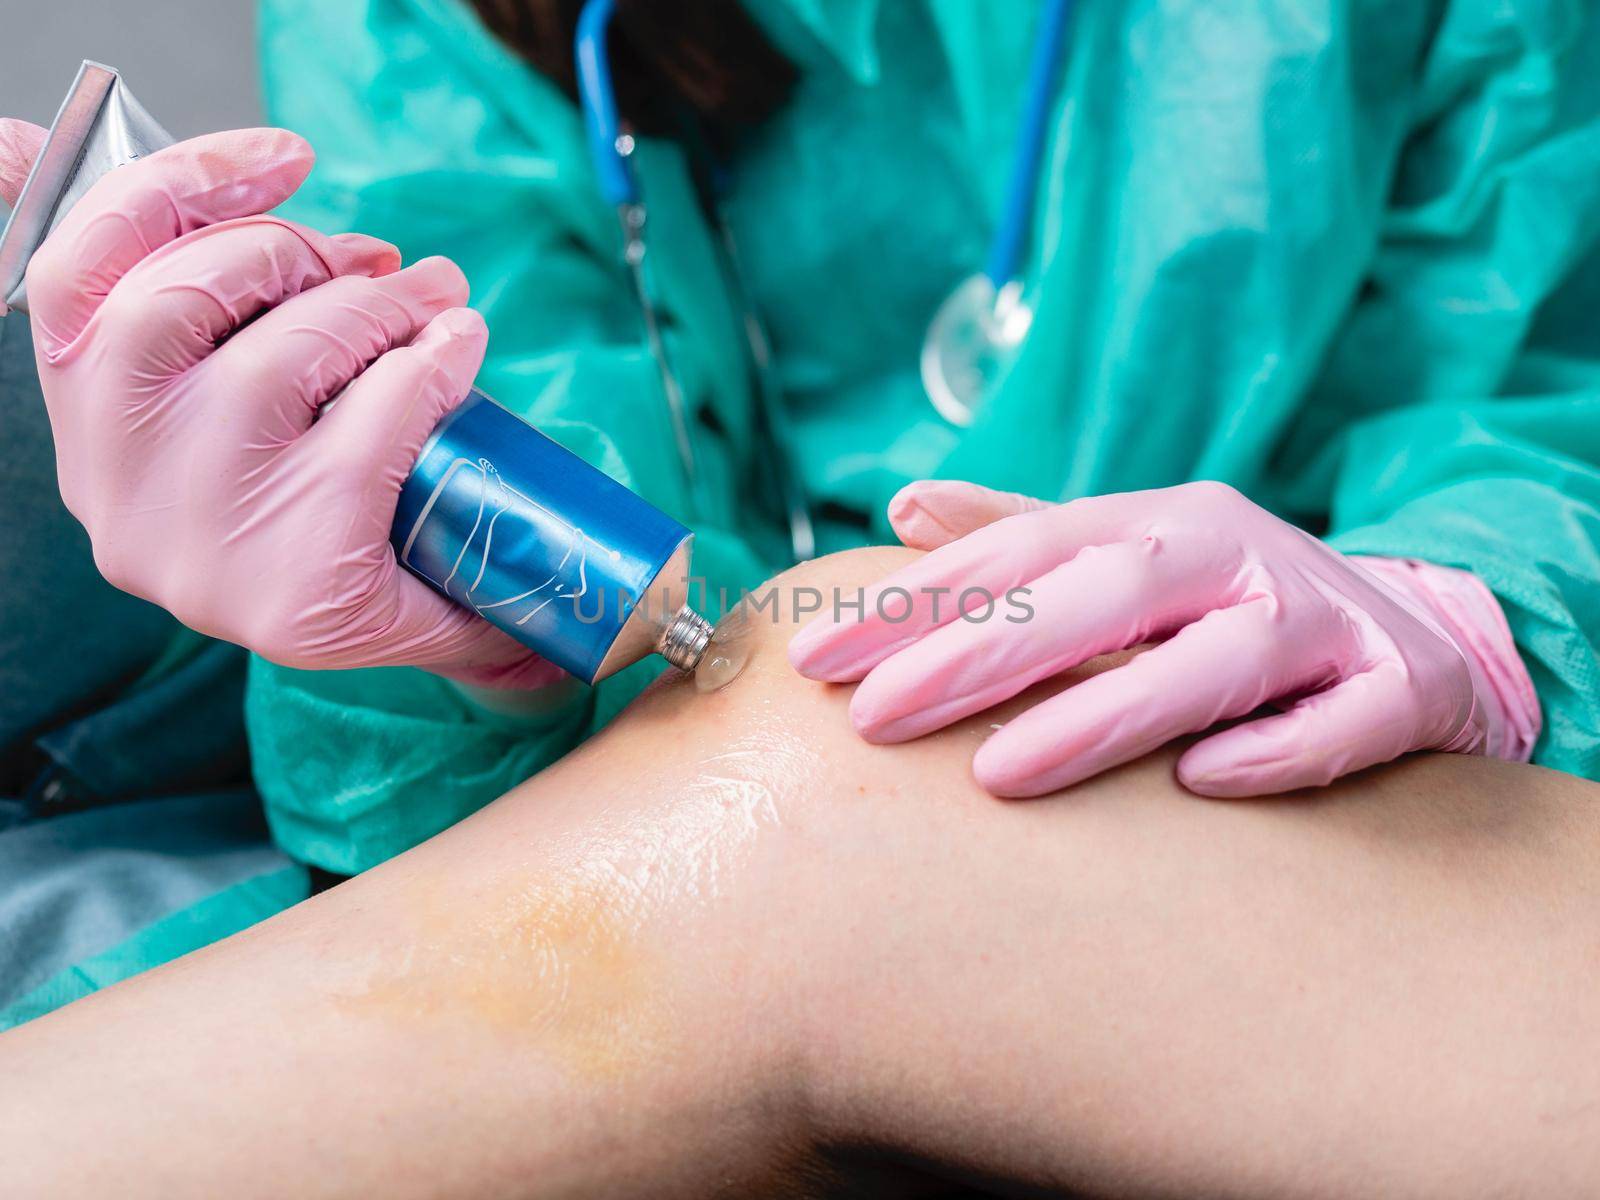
(426, 631, 572, 691)
(0, 118, 47, 206)
(972, 599, 1319, 797)
(345, 566, 567, 685)
(303, 306, 488, 524)
(303, 309, 559, 681)
(196, 256, 470, 443)
(888, 480, 1052, 551)
(789, 494, 1131, 682)
(847, 537, 1213, 742)
(258, 528, 562, 687)
(1176, 666, 1447, 798)
(54, 216, 397, 378)
(27, 128, 398, 352)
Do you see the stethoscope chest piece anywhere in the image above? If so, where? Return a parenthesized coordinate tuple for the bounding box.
(920, 0, 1075, 427)
(920, 275, 1033, 428)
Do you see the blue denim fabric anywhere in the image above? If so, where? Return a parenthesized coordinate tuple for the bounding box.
(0, 316, 289, 1006)
(0, 319, 178, 796)
(0, 791, 289, 1009)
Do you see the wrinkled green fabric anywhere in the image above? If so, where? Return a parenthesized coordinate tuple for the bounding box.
(253, 0, 1600, 876)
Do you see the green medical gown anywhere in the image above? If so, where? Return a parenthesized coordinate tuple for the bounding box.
(250, 0, 1600, 874)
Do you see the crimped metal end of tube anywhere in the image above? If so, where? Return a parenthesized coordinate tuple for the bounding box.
(657, 606, 715, 672)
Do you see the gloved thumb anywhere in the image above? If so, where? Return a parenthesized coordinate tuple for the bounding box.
(887, 479, 1052, 550)
(0, 119, 47, 208)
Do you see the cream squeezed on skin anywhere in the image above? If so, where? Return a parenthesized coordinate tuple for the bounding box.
(693, 610, 757, 693)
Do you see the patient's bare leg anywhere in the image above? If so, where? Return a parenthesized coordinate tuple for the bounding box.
(1, 546, 1597, 1200)
(658, 550, 1600, 1197)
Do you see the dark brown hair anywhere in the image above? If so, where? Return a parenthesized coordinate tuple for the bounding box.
(466, 0, 798, 146)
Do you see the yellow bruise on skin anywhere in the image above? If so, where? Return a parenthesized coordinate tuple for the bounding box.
(333, 622, 812, 1084)
(334, 869, 677, 1083)
(332, 768, 798, 1081)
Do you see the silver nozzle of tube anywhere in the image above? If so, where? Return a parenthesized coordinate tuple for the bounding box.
(657, 606, 715, 672)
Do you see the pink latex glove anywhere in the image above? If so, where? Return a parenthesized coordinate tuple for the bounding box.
(789, 480, 1541, 798)
(0, 121, 560, 688)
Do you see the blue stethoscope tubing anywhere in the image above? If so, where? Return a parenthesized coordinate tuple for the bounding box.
(575, 0, 637, 208)
(578, 0, 817, 563)
(576, 0, 704, 517)
(986, 0, 1074, 290)
(575, 0, 1072, 559)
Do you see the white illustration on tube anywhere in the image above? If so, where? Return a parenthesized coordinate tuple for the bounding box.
(399, 457, 621, 629)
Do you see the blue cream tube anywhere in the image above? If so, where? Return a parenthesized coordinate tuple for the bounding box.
(394, 390, 710, 683)
(2, 62, 717, 685)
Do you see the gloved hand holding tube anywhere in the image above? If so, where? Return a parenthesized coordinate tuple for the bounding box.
(0, 63, 731, 692)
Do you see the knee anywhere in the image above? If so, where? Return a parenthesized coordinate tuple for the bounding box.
(721, 545, 920, 661)
(760, 545, 919, 623)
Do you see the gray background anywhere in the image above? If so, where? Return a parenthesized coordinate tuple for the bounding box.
(0, 0, 260, 136)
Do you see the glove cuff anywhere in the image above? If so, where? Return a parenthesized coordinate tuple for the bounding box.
(1355, 557, 1540, 762)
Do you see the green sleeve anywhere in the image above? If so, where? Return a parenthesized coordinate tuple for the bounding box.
(1311, 3, 1600, 775)
(252, 0, 776, 872)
